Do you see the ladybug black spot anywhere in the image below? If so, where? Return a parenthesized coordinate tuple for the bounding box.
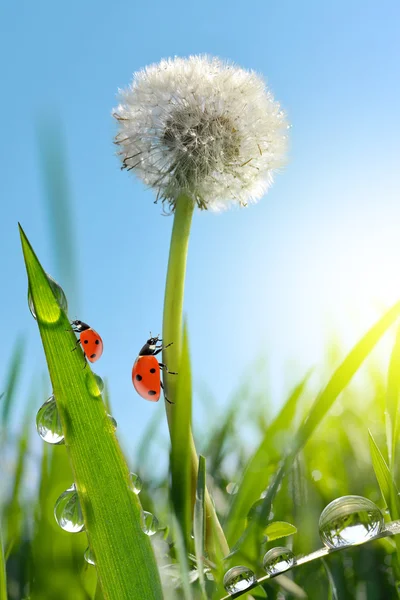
(90, 353, 96, 359)
(84, 339, 88, 344)
(95, 340, 100, 345)
(148, 390, 157, 396)
(136, 374, 142, 381)
(150, 368, 156, 373)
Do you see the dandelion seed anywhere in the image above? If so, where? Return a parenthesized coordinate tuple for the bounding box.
(113, 55, 288, 212)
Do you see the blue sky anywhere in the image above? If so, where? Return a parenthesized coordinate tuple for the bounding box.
(1, 0, 400, 460)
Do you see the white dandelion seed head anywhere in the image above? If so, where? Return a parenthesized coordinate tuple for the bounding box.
(113, 55, 289, 212)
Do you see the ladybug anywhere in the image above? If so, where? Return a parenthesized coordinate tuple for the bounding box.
(132, 336, 176, 404)
(70, 320, 103, 364)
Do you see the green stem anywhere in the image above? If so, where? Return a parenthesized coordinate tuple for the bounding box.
(162, 194, 229, 559)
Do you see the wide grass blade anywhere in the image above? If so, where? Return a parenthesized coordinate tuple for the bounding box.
(194, 455, 206, 599)
(170, 322, 192, 546)
(20, 225, 162, 600)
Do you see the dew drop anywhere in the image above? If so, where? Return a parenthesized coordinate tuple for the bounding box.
(141, 510, 159, 536)
(226, 482, 239, 495)
(108, 414, 117, 430)
(319, 495, 384, 549)
(223, 566, 256, 595)
(262, 546, 296, 575)
(54, 484, 85, 533)
(36, 395, 64, 445)
(130, 472, 142, 494)
(86, 372, 103, 397)
(28, 273, 68, 321)
(93, 373, 104, 393)
(84, 547, 95, 565)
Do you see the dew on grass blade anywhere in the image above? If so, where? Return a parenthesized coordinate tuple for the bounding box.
(319, 495, 384, 549)
(28, 273, 68, 321)
(93, 373, 104, 393)
(262, 546, 296, 575)
(86, 372, 104, 397)
(54, 484, 85, 533)
(108, 414, 117, 430)
(130, 472, 142, 494)
(141, 511, 159, 536)
(84, 547, 95, 565)
(223, 566, 257, 595)
(226, 482, 239, 495)
(36, 395, 64, 445)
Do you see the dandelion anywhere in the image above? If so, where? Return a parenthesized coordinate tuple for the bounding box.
(113, 55, 288, 212)
(113, 55, 289, 563)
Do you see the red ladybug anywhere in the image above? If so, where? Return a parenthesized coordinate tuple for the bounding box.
(132, 336, 176, 404)
(70, 320, 103, 364)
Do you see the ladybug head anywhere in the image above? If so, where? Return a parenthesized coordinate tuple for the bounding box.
(139, 335, 161, 355)
(147, 336, 161, 347)
(71, 320, 90, 332)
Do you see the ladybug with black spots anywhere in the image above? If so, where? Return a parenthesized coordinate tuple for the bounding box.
(70, 320, 103, 365)
(132, 336, 176, 404)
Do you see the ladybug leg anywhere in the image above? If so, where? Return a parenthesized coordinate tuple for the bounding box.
(71, 339, 81, 352)
(153, 342, 173, 356)
(158, 363, 177, 375)
(160, 381, 174, 404)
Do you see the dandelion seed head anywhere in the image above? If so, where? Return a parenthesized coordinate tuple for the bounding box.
(114, 55, 288, 212)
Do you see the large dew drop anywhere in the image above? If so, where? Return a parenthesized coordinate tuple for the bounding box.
(319, 495, 384, 549)
(130, 472, 142, 494)
(223, 566, 256, 595)
(141, 511, 159, 536)
(262, 546, 296, 575)
(36, 395, 64, 445)
(28, 273, 68, 320)
(54, 484, 85, 533)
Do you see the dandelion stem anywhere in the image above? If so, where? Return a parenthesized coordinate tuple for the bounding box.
(162, 193, 229, 560)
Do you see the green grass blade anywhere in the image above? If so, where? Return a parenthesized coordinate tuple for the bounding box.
(193, 455, 206, 599)
(170, 322, 192, 547)
(19, 225, 162, 600)
(173, 516, 193, 600)
(1, 336, 25, 428)
(264, 521, 297, 542)
(226, 373, 310, 545)
(36, 117, 79, 303)
(368, 430, 400, 519)
(322, 559, 338, 600)
(293, 300, 400, 454)
(386, 326, 400, 466)
(0, 528, 7, 600)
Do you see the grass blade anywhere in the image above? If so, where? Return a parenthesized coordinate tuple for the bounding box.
(1, 336, 25, 428)
(386, 326, 400, 466)
(173, 516, 194, 600)
(0, 528, 7, 600)
(194, 455, 207, 599)
(170, 321, 192, 546)
(226, 374, 310, 545)
(368, 430, 400, 519)
(19, 225, 162, 600)
(293, 300, 400, 454)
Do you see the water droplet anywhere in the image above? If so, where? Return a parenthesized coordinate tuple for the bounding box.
(223, 566, 256, 595)
(86, 372, 103, 397)
(36, 395, 64, 445)
(226, 482, 239, 495)
(319, 495, 384, 549)
(93, 373, 104, 393)
(108, 414, 117, 430)
(84, 547, 95, 565)
(54, 484, 85, 533)
(28, 273, 68, 321)
(141, 511, 159, 536)
(262, 546, 296, 575)
(130, 472, 142, 494)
